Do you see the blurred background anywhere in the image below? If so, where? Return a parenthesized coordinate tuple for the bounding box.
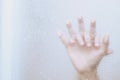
(1, 0, 120, 80)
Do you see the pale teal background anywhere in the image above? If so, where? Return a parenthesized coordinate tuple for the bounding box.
(2, 0, 120, 80)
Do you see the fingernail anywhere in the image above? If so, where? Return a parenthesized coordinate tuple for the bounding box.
(107, 50, 113, 54)
(80, 42, 84, 46)
(87, 43, 92, 47)
(91, 20, 96, 23)
(57, 32, 62, 37)
(66, 21, 71, 25)
(69, 40, 75, 45)
(95, 43, 100, 47)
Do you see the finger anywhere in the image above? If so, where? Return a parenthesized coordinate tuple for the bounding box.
(57, 32, 68, 47)
(107, 49, 113, 55)
(76, 35, 85, 46)
(94, 36, 100, 48)
(84, 32, 92, 47)
(90, 20, 96, 44)
(78, 16, 85, 37)
(94, 35, 110, 58)
(69, 39, 76, 46)
(101, 34, 109, 54)
(66, 21, 76, 39)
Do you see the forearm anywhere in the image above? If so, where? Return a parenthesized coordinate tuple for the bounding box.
(75, 70, 99, 80)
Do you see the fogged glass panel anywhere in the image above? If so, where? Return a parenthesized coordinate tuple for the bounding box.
(11, 0, 120, 80)
(0, 0, 1, 79)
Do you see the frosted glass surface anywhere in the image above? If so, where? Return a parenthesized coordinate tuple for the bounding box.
(12, 0, 120, 80)
(0, 0, 1, 79)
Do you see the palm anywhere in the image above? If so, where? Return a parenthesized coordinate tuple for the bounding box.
(67, 42, 102, 72)
(58, 16, 112, 73)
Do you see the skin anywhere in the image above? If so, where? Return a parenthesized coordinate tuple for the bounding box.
(58, 16, 112, 80)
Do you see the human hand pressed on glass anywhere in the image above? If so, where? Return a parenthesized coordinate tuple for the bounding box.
(58, 16, 112, 80)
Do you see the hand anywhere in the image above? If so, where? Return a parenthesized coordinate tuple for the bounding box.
(58, 16, 112, 74)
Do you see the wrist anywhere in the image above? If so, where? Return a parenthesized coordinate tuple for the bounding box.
(77, 69, 99, 80)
